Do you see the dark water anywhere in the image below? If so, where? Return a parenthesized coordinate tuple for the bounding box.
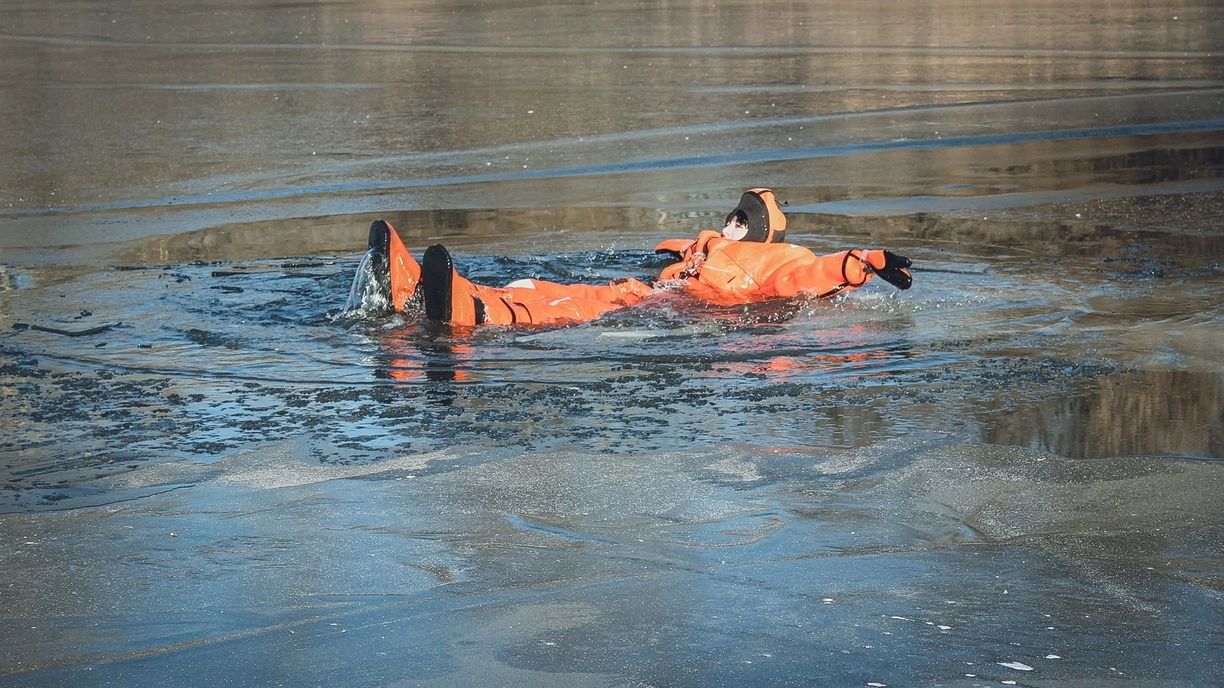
(2, 1, 1223, 686)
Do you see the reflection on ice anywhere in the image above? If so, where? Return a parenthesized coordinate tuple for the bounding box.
(986, 370, 1224, 459)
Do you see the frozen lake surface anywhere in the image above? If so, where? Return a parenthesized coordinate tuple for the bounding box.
(1, 1, 1222, 686)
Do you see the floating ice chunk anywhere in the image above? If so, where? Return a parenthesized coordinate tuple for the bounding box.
(998, 661, 1034, 671)
(889, 616, 913, 621)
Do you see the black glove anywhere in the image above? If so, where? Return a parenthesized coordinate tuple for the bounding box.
(876, 251, 912, 290)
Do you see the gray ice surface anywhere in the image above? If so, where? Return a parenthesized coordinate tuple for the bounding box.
(1, 1, 1222, 686)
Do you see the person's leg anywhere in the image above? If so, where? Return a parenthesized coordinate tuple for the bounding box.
(500, 277, 651, 306)
(421, 244, 651, 327)
(475, 289, 637, 326)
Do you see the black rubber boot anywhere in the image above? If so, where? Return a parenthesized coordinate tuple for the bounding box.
(421, 244, 454, 323)
(366, 220, 393, 305)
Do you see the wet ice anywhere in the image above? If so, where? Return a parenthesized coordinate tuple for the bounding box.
(2, 0, 1223, 685)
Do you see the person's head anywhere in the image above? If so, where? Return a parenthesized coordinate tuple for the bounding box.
(722, 188, 787, 242)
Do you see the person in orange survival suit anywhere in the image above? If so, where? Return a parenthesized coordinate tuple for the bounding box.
(364, 188, 912, 328)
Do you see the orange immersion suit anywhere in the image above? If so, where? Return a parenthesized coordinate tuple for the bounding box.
(370, 188, 912, 328)
(654, 230, 907, 305)
(440, 271, 654, 327)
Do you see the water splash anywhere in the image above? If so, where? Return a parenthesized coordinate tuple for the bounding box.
(341, 248, 389, 317)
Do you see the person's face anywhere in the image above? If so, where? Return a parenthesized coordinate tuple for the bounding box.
(722, 217, 749, 240)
